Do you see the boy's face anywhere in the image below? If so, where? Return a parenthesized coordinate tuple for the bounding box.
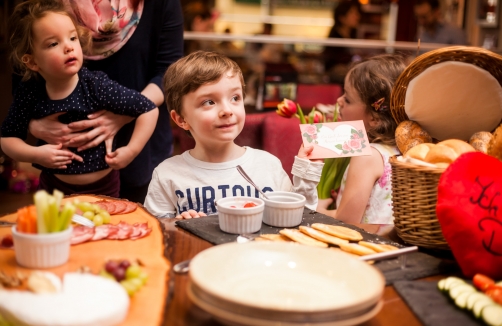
(24, 12, 83, 82)
(173, 71, 245, 147)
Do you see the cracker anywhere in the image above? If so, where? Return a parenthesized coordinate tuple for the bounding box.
(338, 243, 377, 256)
(259, 234, 293, 242)
(311, 223, 363, 241)
(330, 248, 375, 264)
(358, 241, 399, 253)
(299, 226, 348, 246)
(279, 229, 328, 248)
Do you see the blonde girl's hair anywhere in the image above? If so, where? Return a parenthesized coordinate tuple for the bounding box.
(8, 0, 92, 81)
(163, 50, 245, 117)
(347, 54, 407, 146)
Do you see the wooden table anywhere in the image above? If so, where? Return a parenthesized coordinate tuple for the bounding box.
(160, 219, 440, 326)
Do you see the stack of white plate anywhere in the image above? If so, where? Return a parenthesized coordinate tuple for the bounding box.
(188, 242, 385, 326)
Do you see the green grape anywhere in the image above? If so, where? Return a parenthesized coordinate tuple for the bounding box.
(83, 211, 95, 221)
(138, 271, 149, 285)
(91, 204, 101, 212)
(100, 211, 111, 224)
(99, 269, 116, 280)
(129, 278, 143, 290)
(120, 280, 138, 296)
(93, 214, 104, 226)
(125, 264, 142, 279)
(77, 202, 93, 212)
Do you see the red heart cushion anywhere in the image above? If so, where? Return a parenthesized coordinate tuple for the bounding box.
(437, 152, 502, 279)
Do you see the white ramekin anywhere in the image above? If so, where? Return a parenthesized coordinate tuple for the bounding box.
(216, 197, 265, 234)
(262, 191, 306, 227)
(12, 226, 72, 268)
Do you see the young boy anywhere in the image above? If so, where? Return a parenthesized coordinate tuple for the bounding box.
(144, 51, 324, 219)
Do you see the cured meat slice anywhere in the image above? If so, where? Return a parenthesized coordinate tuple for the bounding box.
(106, 201, 118, 215)
(113, 201, 128, 215)
(71, 226, 95, 245)
(106, 225, 120, 240)
(116, 221, 133, 239)
(120, 201, 138, 214)
(129, 223, 142, 239)
(91, 225, 110, 241)
(130, 223, 152, 240)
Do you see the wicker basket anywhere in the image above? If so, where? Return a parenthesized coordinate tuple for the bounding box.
(389, 157, 449, 250)
(389, 46, 502, 250)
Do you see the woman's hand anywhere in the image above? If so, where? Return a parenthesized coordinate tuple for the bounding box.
(29, 113, 74, 146)
(175, 210, 207, 219)
(34, 143, 83, 169)
(68, 110, 134, 152)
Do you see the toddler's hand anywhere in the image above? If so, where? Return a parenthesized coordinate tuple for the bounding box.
(316, 198, 337, 218)
(105, 147, 135, 170)
(175, 210, 207, 219)
(297, 144, 323, 163)
(35, 143, 83, 169)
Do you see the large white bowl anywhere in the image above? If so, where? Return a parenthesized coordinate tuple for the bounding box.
(12, 226, 72, 269)
(262, 191, 306, 227)
(189, 242, 385, 318)
(216, 196, 264, 234)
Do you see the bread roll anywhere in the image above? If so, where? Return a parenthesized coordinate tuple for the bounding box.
(395, 121, 433, 155)
(437, 139, 476, 155)
(488, 124, 502, 160)
(424, 144, 458, 164)
(404, 143, 435, 161)
(469, 131, 493, 154)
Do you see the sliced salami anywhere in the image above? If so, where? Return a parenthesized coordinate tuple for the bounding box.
(92, 225, 110, 241)
(113, 201, 128, 215)
(120, 201, 138, 214)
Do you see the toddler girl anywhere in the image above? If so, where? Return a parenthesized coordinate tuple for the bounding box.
(1, 0, 158, 197)
(317, 54, 406, 224)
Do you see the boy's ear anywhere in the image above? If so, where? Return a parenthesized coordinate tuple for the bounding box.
(170, 110, 189, 130)
(22, 54, 39, 72)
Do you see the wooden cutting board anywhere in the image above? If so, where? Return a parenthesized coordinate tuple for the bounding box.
(0, 195, 171, 326)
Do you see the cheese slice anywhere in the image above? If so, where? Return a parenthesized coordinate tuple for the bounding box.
(0, 273, 129, 326)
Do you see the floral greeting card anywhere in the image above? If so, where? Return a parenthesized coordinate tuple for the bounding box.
(299, 121, 372, 159)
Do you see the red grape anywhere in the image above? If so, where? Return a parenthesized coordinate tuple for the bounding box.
(119, 260, 131, 270)
(105, 260, 119, 274)
(113, 267, 126, 281)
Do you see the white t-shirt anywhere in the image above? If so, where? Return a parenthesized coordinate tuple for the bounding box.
(144, 147, 324, 218)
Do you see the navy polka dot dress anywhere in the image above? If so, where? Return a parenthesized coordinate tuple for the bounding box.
(1, 67, 156, 175)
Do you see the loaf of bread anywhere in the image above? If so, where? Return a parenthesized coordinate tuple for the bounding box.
(395, 121, 433, 155)
(488, 124, 502, 161)
(404, 139, 475, 166)
(469, 131, 493, 154)
(404, 143, 435, 161)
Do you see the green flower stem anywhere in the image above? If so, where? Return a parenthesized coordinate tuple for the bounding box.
(317, 157, 350, 199)
(297, 104, 307, 124)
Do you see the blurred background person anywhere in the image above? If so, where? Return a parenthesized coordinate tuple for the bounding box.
(414, 0, 467, 45)
(323, 0, 362, 84)
(183, 1, 219, 54)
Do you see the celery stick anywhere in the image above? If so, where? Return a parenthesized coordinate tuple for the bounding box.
(58, 202, 75, 231)
(53, 189, 63, 212)
(47, 197, 58, 233)
(33, 190, 49, 234)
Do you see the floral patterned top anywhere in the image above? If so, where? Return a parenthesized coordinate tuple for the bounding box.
(336, 143, 400, 224)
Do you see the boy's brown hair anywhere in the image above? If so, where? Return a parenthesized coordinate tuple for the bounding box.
(163, 51, 245, 117)
(8, 0, 92, 81)
(347, 54, 406, 146)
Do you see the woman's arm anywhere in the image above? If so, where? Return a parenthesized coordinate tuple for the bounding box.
(105, 108, 159, 170)
(332, 147, 383, 224)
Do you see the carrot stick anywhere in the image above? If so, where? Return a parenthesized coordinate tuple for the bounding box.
(16, 207, 27, 233)
(27, 205, 37, 234)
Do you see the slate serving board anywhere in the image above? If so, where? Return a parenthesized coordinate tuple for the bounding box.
(175, 208, 459, 285)
(393, 280, 482, 326)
